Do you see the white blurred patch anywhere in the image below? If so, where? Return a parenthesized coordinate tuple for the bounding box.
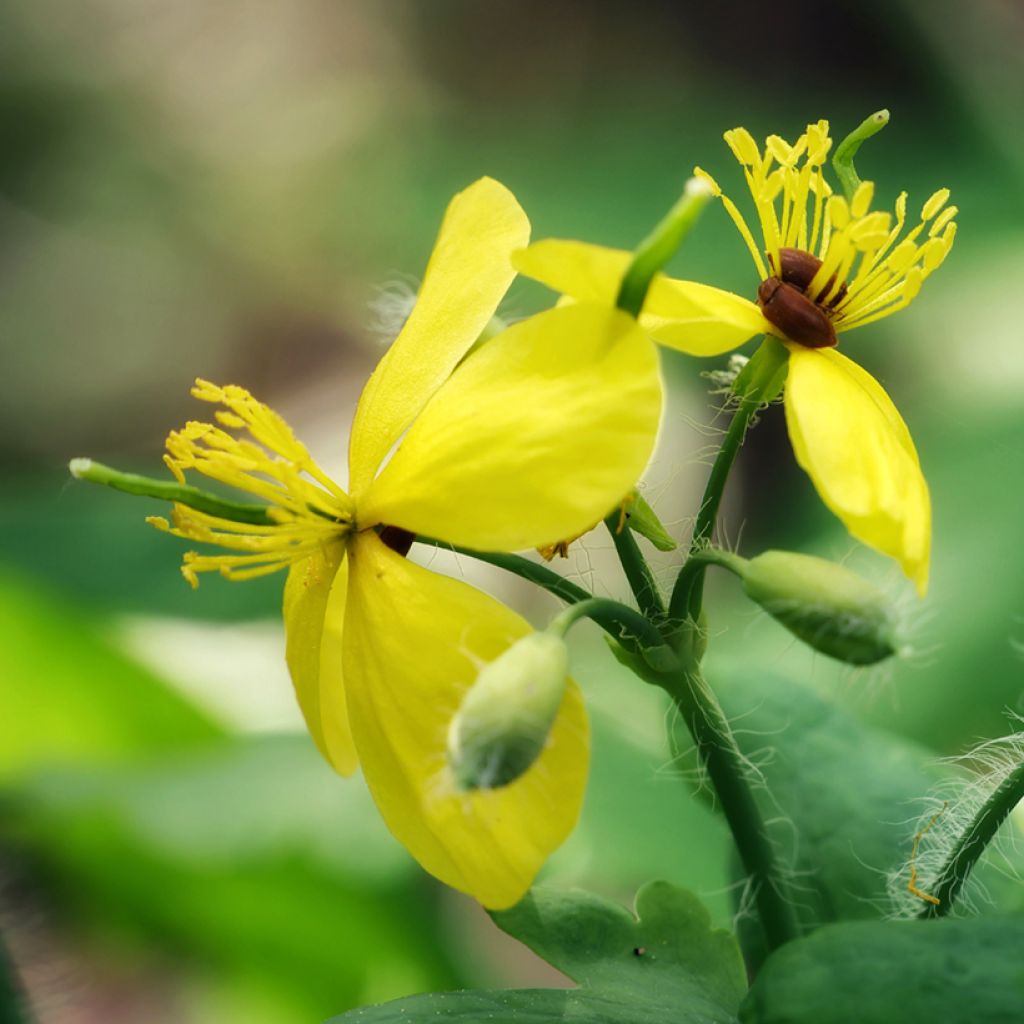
(115, 615, 304, 733)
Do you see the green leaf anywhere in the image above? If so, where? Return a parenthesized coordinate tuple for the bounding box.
(329, 883, 746, 1023)
(709, 666, 944, 929)
(0, 567, 221, 780)
(8, 734, 459, 1018)
(740, 917, 1024, 1024)
(694, 664, 1024, 954)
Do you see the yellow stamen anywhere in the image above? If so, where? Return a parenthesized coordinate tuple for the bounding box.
(707, 122, 955, 339)
(151, 381, 354, 586)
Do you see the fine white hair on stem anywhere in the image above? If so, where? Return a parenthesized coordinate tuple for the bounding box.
(885, 717, 1024, 919)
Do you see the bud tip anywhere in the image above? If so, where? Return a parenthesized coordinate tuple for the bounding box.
(685, 175, 714, 198)
(69, 457, 92, 479)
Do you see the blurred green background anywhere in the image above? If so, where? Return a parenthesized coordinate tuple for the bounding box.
(2, 0, 1023, 1020)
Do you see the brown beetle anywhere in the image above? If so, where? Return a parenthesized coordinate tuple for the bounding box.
(758, 247, 842, 349)
(775, 246, 847, 308)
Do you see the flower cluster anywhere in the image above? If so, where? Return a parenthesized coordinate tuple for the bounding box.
(85, 118, 956, 910)
(516, 118, 955, 594)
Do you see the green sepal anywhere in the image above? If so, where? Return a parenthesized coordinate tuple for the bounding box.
(741, 917, 1024, 1024)
(329, 883, 746, 1023)
(732, 336, 788, 405)
(622, 491, 677, 551)
(603, 633, 686, 681)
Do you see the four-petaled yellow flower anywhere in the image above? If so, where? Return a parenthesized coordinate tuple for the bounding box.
(514, 120, 957, 595)
(148, 178, 663, 908)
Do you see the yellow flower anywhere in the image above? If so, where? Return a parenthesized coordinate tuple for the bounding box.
(513, 120, 956, 596)
(146, 177, 663, 908)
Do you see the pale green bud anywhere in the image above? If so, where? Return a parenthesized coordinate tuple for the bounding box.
(737, 550, 899, 665)
(447, 632, 569, 791)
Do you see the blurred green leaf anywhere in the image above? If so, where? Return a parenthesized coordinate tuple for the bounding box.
(331, 883, 745, 1023)
(0, 566, 221, 779)
(7, 733, 460, 1019)
(692, 662, 1024, 959)
(740, 917, 1024, 1024)
(0, 473, 280, 620)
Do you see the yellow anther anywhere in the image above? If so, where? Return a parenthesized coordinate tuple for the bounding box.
(724, 127, 761, 166)
(850, 180, 875, 218)
(929, 205, 958, 237)
(902, 266, 924, 303)
(805, 121, 832, 163)
(827, 195, 850, 229)
(920, 188, 951, 221)
(765, 134, 796, 166)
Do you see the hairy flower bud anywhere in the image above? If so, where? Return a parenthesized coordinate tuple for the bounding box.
(737, 550, 900, 665)
(447, 633, 569, 791)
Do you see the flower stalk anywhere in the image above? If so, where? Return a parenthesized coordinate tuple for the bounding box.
(657, 665, 801, 952)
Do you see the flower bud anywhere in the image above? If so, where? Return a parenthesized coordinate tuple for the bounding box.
(447, 632, 569, 791)
(738, 550, 899, 665)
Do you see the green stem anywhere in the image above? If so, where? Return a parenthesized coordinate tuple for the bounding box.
(920, 759, 1024, 919)
(604, 514, 667, 624)
(659, 666, 801, 952)
(832, 109, 890, 202)
(667, 391, 760, 627)
(615, 177, 713, 318)
(415, 538, 591, 606)
(69, 458, 273, 525)
(0, 931, 29, 1024)
(685, 547, 750, 577)
(548, 597, 671, 656)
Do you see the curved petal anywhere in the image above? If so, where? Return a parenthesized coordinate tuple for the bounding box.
(358, 302, 662, 551)
(512, 238, 629, 303)
(642, 279, 770, 355)
(344, 532, 588, 908)
(348, 178, 531, 497)
(514, 238, 768, 355)
(784, 347, 931, 594)
(283, 542, 358, 774)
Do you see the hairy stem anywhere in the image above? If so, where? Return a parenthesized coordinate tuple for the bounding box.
(667, 391, 761, 627)
(661, 666, 801, 952)
(604, 514, 667, 624)
(920, 759, 1024, 919)
(414, 538, 591, 606)
(549, 596, 672, 655)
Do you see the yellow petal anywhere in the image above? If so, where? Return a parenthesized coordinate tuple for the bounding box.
(513, 238, 629, 303)
(283, 542, 358, 774)
(344, 532, 588, 908)
(514, 239, 768, 356)
(359, 302, 662, 551)
(348, 178, 530, 497)
(641, 279, 770, 356)
(784, 347, 931, 594)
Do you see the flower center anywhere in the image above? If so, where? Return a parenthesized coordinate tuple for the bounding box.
(757, 247, 846, 349)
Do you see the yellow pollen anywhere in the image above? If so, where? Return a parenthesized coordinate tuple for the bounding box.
(707, 121, 956, 337)
(151, 380, 354, 586)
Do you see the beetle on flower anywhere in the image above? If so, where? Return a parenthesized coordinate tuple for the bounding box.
(514, 117, 956, 595)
